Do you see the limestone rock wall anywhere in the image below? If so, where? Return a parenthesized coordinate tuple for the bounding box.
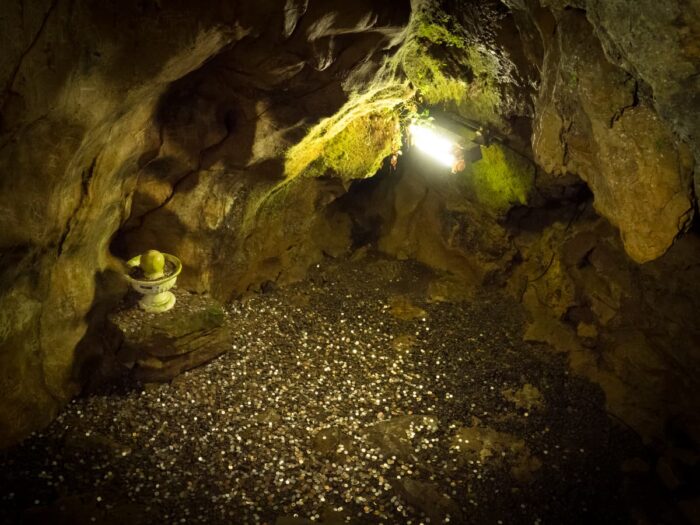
(343, 160, 516, 288)
(0, 0, 260, 447)
(505, 0, 700, 440)
(507, 203, 700, 441)
(523, 6, 696, 263)
(397, 0, 697, 264)
(586, 0, 700, 179)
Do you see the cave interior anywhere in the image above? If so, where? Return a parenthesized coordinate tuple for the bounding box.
(1, 0, 700, 523)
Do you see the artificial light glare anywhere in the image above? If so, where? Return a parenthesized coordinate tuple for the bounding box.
(409, 123, 456, 167)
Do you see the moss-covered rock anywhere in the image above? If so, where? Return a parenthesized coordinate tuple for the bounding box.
(400, 41, 504, 127)
(292, 109, 398, 181)
(284, 86, 410, 182)
(352, 164, 515, 289)
(395, 3, 514, 130)
(109, 290, 228, 382)
(230, 176, 353, 294)
(465, 144, 535, 214)
(0, 0, 413, 447)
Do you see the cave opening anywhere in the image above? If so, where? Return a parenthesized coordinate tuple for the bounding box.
(1, 0, 700, 523)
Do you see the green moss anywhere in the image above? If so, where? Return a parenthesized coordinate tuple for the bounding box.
(240, 89, 408, 269)
(239, 173, 336, 242)
(240, 178, 297, 235)
(285, 85, 410, 181)
(301, 110, 399, 180)
(284, 2, 514, 183)
(401, 41, 466, 106)
(396, 10, 505, 128)
(466, 144, 535, 213)
(655, 136, 673, 153)
(415, 16, 465, 49)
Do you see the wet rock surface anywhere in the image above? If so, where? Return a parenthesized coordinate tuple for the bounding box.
(0, 256, 671, 524)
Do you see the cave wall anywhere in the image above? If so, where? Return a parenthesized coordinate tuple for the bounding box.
(526, 4, 695, 263)
(586, 0, 700, 182)
(367, 166, 700, 443)
(0, 0, 262, 447)
(506, 0, 700, 441)
(515, 1, 700, 440)
(511, 208, 700, 441)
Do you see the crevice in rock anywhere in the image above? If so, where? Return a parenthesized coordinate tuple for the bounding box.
(57, 155, 97, 257)
(560, 119, 573, 167)
(36, 300, 62, 406)
(121, 124, 236, 235)
(0, 0, 58, 116)
(610, 78, 639, 128)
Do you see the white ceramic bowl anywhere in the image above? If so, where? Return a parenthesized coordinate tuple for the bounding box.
(125, 253, 183, 313)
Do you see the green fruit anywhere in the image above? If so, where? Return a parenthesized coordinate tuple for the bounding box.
(141, 250, 165, 278)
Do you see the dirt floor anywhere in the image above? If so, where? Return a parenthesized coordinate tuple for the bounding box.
(0, 255, 672, 524)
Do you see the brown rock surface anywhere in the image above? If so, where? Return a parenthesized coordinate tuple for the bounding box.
(392, 478, 463, 523)
(530, 9, 694, 262)
(113, 2, 412, 299)
(366, 415, 438, 461)
(0, 0, 242, 447)
(508, 204, 700, 441)
(349, 163, 516, 290)
(586, 0, 700, 163)
(450, 424, 542, 482)
(1, 0, 699, 465)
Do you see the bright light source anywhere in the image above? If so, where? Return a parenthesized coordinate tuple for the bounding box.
(409, 123, 456, 168)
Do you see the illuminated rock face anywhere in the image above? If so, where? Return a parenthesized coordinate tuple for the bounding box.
(527, 8, 695, 263)
(0, 0, 699, 450)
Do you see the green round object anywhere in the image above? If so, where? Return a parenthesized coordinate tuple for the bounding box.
(141, 249, 165, 277)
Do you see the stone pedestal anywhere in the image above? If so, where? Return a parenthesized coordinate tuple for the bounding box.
(108, 290, 229, 382)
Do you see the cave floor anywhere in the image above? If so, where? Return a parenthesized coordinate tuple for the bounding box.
(1, 255, 664, 524)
